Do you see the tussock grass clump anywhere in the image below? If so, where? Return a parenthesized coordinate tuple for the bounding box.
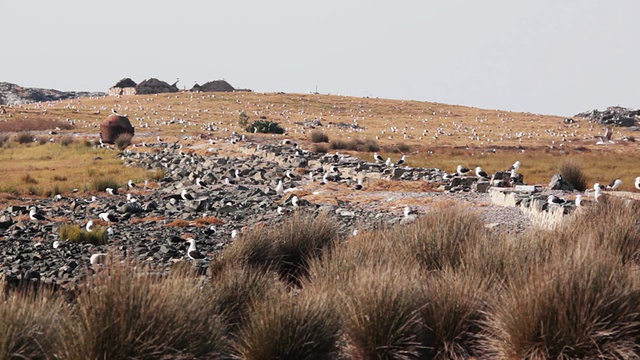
(0, 133, 10, 147)
(56, 260, 229, 359)
(312, 143, 329, 153)
(21, 173, 38, 184)
(37, 136, 48, 145)
(569, 197, 640, 264)
(397, 142, 411, 153)
(559, 159, 588, 191)
(209, 266, 284, 329)
(52, 174, 67, 182)
(60, 135, 74, 146)
(114, 132, 133, 150)
(235, 293, 341, 360)
(90, 177, 119, 192)
(481, 250, 640, 359)
(392, 205, 489, 271)
(217, 212, 338, 283)
(418, 269, 489, 359)
(341, 267, 424, 359)
(15, 131, 34, 144)
(0, 290, 66, 360)
(60, 224, 109, 245)
(328, 137, 379, 152)
(309, 129, 329, 143)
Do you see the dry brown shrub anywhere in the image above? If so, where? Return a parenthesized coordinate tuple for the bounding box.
(130, 216, 168, 224)
(164, 219, 191, 227)
(194, 216, 225, 226)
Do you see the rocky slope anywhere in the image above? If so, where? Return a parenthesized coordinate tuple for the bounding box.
(0, 82, 105, 106)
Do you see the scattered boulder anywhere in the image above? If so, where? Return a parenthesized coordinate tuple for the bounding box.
(194, 80, 234, 92)
(548, 173, 574, 191)
(100, 114, 135, 144)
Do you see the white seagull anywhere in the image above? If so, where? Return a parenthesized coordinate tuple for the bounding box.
(595, 127, 614, 145)
(291, 195, 299, 207)
(456, 165, 471, 176)
(396, 155, 406, 166)
(85, 220, 95, 232)
(575, 194, 582, 207)
(29, 207, 46, 221)
(105, 187, 117, 196)
(385, 157, 393, 167)
(547, 195, 565, 205)
(186, 238, 206, 262)
(594, 187, 602, 202)
(635, 177, 640, 191)
(508, 161, 521, 172)
(195, 177, 208, 187)
(127, 179, 136, 188)
(593, 183, 605, 191)
(275, 180, 284, 195)
(355, 178, 363, 191)
(374, 152, 384, 163)
(231, 230, 239, 239)
(98, 212, 119, 223)
(90, 253, 107, 267)
(475, 166, 489, 179)
(181, 189, 194, 201)
(606, 179, 622, 191)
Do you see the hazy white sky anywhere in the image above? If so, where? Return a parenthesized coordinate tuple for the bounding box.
(3, 1, 638, 116)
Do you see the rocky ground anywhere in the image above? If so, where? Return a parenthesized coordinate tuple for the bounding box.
(0, 139, 544, 289)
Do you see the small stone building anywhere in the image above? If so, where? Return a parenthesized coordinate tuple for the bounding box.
(108, 78, 137, 96)
(100, 114, 135, 144)
(136, 78, 179, 95)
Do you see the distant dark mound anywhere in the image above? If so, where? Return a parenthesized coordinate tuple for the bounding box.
(575, 106, 639, 127)
(0, 82, 105, 105)
(136, 78, 179, 95)
(113, 78, 137, 88)
(195, 80, 235, 93)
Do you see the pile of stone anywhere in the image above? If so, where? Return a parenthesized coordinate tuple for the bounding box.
(0, 140, 518, 290)
(574, 106, 639, 127)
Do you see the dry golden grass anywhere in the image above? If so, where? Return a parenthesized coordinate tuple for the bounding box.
(0, 142, 150, 196)
(163, 219, 190, 227)
(2, 91, 640, 199)
(193, 216, 225, 225)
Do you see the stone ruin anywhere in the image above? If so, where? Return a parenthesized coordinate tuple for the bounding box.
(574, 106, 639, 127)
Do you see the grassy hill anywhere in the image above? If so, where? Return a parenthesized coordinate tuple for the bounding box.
(1, 91, 639, 194)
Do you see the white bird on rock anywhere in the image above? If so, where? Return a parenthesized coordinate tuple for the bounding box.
(29, 207, 46, 221)
(635, 177, 640, 191)
(186, 238, 206, 262)
(275, 180, 284, 195)
(456, 165, 471, 176)
(396, 155, 406, 166)
(475, 166, 489, 179)
(607, 179, 622, 191)
(99, 212, 119, 223)
(374, 152, 384, 163)
(181, 189, 194, 201)
(86, 220, 95, 232)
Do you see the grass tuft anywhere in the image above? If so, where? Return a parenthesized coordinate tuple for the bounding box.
(60, 135, 74, 146)
(235, 293, 341, 360)
(90, 177, 119, 192)
(309, 130, 329, 143)
(15, 132, 34, 144)
(59, 223, 109, 245)
(559, 158, 588, 191)
(55, 259, 229, 359)
(0, 289, 65, 360)
(114, 132, 133, 150)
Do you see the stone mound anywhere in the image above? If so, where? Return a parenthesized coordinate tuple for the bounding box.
(136, 78, 179, 95)
(193, 80, 234, 92)
(574, 106, 639, 127)
(113, 78, 137, 88)
(100, 114, 135, 143)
